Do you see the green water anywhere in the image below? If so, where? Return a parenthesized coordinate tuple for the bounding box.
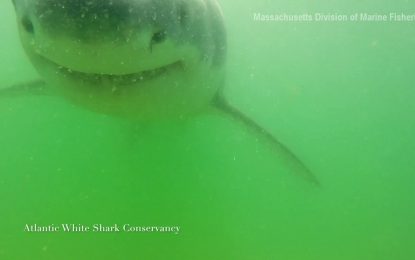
(1, 0, 415, 259)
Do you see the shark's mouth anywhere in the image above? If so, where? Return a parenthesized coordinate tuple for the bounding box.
(57, 61, 184, 86)
(39, 54, 184, 87)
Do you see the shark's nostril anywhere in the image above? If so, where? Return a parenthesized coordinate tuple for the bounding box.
(21, 16, 34, 34)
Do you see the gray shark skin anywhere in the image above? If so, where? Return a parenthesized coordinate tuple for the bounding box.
(3, 0, 319, 186)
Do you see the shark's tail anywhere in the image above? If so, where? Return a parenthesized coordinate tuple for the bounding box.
(211, 93, 320, 186)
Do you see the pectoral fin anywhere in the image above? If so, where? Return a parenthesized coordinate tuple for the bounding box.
(0, 79, 51, 97)
(211, 93, 320, 186)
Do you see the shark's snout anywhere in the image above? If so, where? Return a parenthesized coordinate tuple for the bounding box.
(14, 0, 191, 74)
(29, 0, 141, 42)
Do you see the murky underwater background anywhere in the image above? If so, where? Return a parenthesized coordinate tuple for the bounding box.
(1, 0, 415, 259)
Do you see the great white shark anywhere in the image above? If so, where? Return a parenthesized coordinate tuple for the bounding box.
(3, 0, 320, 185)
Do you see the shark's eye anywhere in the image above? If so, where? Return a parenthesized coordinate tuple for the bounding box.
(151, 31, 167, 45)
(21, 16, 34, 34)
